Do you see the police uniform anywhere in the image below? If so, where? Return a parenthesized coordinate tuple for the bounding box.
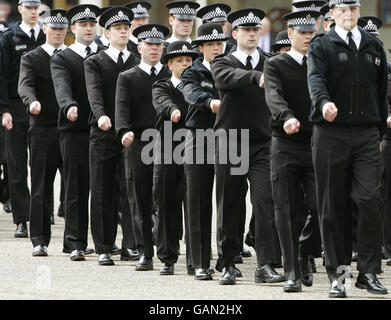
(0, 0, 45, 236)
(115, 24, 171, 271)
(84, 7, 140, 265)
(50, 4, 100, 261)
(17, 9, 68, 255)
(211, 9, 285, 285)
(308, 0, 388, 297)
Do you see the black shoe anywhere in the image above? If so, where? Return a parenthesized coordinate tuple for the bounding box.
(219, 266, 236, 285)
(32, 245, 48, 257)
(160, 263, 174, 275)
(187, 267, 195, 275)
(98, 253, 114, 266)
(234, 266, 243, 278)
(233, 255, 243, 264)
(386, 258, 391, 266)
(283, 279, 302, 293)
(329, 281, 347, 298)
(85, 248, 95, 255)
(15, 222, 28, 238)
(241, 247, 252, 258)
(112, 244, 121, 256)
(355, 273, 388, 295)
(3, 199, 12, 213)
(208, 268, 215, 275)
(195, 268, 213, 280)
(70, 249, 85, 261)
(300, 256, 313, 287)
(120, 248, 140, 261)
(309, 256, 317, 273)
(255, 264, 286, 283)
(57, 203, 65, 218)
(50, 213, 55, 225)
(352, 250, 358, 262)
(135, 255, 153, 271)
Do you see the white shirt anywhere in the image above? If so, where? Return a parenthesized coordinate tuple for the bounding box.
(287, 48, 307, 65)
(232, 48, 260, 69)
(129, 34, 138, 45)
(99, 34, 110, 47)
(105, 46, 130, 63)
(334, 24, 361, 50)
(166, 35, 192, 44)
(171, 75, 181, 88)
(258, 32, 271, 53)
(202, 59, 211, 71)
(139, 60, 163, 76)
(69, 40, 98, 58)
(20, 21, 40, 40)
(41, 42, 67, 56)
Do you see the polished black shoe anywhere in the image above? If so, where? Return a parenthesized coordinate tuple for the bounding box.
(255, 264, 286, 283)
(135, 255, 153, 271)
(187, 267, 195, 275)
(241, 247, 252, 258)
(355, 273, 388, 295)
(70, 249, 85, 261)
(300, 256, 313, 287)
(120, 248, 140, 261)
(85, 248, 95, 255)
(234, 266, 243, 278)
(233, 255, 243, 264)
(195, 268, 213, 280)
(112, 244, 121, 256)
(50, 213, 55, 225)
(57, 203, 65, 218)
(352, 250, 358, 262)
(32, 245, 48, 257)
(283, 279, 302, 293)
(219, 266, 236, 285)
(98, 253, 114, 266)
(387, 258, 391, 266)
(309, 256, 317, 273)
(15, 222, 28, 238)
(329, 281, 347, 298)
(3, 199, 12, 213)
(160, 263, 174, 275)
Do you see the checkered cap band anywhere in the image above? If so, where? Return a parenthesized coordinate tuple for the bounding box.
(329, 0, 360, 7)
(201, 7, 227, 21)
(296, 4, 322, 12)
(288, 16, 316, 27)
(137, 26, 164, 40)
(43, 13, 68, 26)
(275, 39, 291, 45)
(71, 7, 97, 24)
(196, 30, 227, 41)
(131, 4, 149, 16)
(232, 12, 262, 29)
(104, 10, 131, 28)
(169, 44, 194, 54)
(19, 0, 41, 6)
(169, 5, 196, 17)
(363, 19, 378, 32)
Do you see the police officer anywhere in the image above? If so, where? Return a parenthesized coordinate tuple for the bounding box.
(292, 1, 327, 31)
(270, 30, 292, 55)
(308, 0, 388, 297)
(0, 0, 45, 238)
(320, 3, 335, 33)
(18, 9, 68, 256)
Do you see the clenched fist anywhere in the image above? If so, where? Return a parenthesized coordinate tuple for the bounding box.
(67, 106, 78, 122)
(121, 131, 135, 147)
(209, 99, 221, 114)
(171, 110, 181, 123)
(98, 115, 112, 131)
(322, 102, 338, 122)
(283, 118, 301, 135)
(2, 112, 13, 131)
(30, 101, 41, 115)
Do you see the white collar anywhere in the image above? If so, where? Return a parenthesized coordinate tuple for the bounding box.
(335, 24, 361, 47)
(99, 34, 110, 47)
(139, 60, 163, 76)
(167, 34, 192, 44)
(105, 46, 130, 64)
(287, 48, 307, 65)
(232, 48, 260, 69)
(20, 21, 40, 39)
(202, 59, 211, 71)
(69, 40, 98, 58)
(41, 42, 67, 56)
(129, 34, 138, 45)
(171, 75, 181, 88)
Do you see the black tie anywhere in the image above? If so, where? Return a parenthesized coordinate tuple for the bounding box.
(302, 56, 307, 67)
(118, 51, 124, 68)
(85, 46, 92, 56)
(347, 32, 357, 53)
(246, 56, 253, 70)
(30, 28, 35, 43)
(151, 66, 157, 78)
(53, 48, 61, 55)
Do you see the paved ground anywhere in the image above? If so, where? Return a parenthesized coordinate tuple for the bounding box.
(1, 173, 391, 300)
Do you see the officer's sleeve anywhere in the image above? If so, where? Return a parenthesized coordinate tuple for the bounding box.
(18, 53, 37, 111)
(84, 57, 106, 121)
(0, 32, 12, 114)
(115, 72, 132, 140)
(50, 53, 78, 117)
(387, 72, 391, 117)
(211, 56, 262, 90)
(377, 47, 388, 137)
(181, 67, 214, 112)
(152, 81, 179, 120)
(307, 37, 331, 112)
(264, 58, 295, 126)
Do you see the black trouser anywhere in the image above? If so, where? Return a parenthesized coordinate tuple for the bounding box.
(270, 137, 317, 281)
(59, 131, 90, 252)
(29, 126, 62, 247)
(124, 137, 154, 258)
(382, 139, 391, 258)
(4, 108, 30, 224)
(89, 126, 134, 254)
(184, 130, 214, 269)
(312, 124, 383, 276)
(215, 136, 278, 269)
